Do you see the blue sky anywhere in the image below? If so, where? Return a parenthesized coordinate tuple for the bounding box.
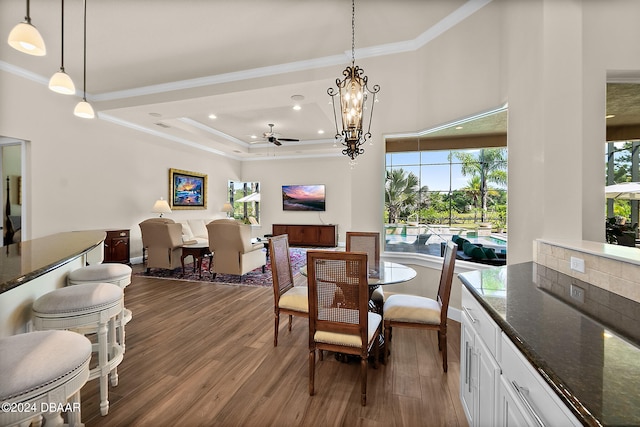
(386, 149, 507, 192)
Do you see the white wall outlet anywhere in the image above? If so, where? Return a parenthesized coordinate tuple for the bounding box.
(570, 256, 585, 273)
(570, 284, 585, 303)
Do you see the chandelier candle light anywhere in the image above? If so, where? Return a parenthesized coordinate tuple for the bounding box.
(328, 0, 380, 162)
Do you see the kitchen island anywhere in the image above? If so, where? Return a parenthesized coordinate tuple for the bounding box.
(0, 230, 105, 336)
(459, 261, 640, 427)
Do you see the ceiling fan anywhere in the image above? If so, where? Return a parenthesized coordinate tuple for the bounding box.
(262, 123, 299, 146)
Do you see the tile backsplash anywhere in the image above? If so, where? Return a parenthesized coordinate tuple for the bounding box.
(535, 240, 640, 303)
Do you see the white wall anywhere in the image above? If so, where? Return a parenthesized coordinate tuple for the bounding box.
(0, 71, 242, 259)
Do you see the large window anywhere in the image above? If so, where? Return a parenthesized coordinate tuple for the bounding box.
(605, 141, 639, 246)
(228, 181, 260, 224)
(384, 147, 508, 260)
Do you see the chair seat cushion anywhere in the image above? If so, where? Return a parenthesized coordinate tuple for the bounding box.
(279, 286, 308, 312)
(314, 311, 381, 347)
(33, 283, 123, 315)
(0, 330, 91, 400)
(383, 294, 441, 324)
(68, 263, 132, 284)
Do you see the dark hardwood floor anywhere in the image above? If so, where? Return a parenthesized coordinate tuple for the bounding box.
(79, 267, 468, 426)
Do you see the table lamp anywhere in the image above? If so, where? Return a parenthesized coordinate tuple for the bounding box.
(152, 197, 172, 217)
(221, 202, 233, 218)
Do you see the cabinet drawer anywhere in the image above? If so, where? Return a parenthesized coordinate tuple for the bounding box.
(500, 334, 581, 427)
(461, 286, 500, 359)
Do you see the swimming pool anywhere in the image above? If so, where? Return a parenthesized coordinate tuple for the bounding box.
(469, 235, 507, 254)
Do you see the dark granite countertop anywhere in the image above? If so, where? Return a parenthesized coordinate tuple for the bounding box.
(458, 262, 640, 427)
(0, 230, 105, 294)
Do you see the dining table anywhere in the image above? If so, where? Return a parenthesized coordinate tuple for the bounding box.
(300, 260, 417, 302)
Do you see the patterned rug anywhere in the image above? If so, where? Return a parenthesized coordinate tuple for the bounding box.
(135, 247, 308, 287)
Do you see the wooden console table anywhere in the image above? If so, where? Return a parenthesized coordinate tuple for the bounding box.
(272, 224, 337, 247)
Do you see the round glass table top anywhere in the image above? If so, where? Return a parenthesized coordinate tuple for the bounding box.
(300, 261, 416, 286)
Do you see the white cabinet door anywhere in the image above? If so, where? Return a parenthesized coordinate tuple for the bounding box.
(460, 313, 476, 426)
(476, 336, 500, 427)
(497, 376, 536, 427)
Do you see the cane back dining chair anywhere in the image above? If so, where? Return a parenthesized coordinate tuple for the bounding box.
(306, 250, 381, 406)
(382, 240, 457, 372)
(270, 234, 308, 347)
(345, 231, 384, 309)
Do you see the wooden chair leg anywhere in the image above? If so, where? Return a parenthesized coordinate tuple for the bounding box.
(437, 330, 442, 351)
(383, 323, 391, 364)
(309, 349, 316, 396)
(360, 357, 367, 406)
(441, 328, 448, 373)
(288, 314, 293, 331)
(273, 311, 280, 347)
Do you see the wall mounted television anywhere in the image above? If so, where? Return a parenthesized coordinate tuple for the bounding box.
(282, 184, 326, 211)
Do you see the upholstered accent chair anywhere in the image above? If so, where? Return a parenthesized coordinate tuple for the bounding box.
(270, 234, 308, 346)
(306, 250, 381, 406)
(383, 240, 457, 372)
(139, 218, 183, 273)
(206, 219, 266, 279)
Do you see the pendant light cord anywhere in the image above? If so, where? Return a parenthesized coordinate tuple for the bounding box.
(351, 0, 355, 65)
(60, 0, 65, 70)
(25, 0, 31, 23)
(82, 0, 87, 101)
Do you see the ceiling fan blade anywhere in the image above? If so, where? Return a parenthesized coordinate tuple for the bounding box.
(277, 138, 299, 142)
(273, 139, 282, 146)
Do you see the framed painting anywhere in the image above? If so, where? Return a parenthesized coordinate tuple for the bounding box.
(169, 168, 207, 210)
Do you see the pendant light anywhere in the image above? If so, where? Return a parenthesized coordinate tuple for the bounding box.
(7, 0, 46, 56)
(49, 0, 75, 95)
(74, 0, 94, 119)
(327, 0, 380, 162)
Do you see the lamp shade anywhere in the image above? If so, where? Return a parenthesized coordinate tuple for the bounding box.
(7, 21, 46, 56)
(221, 202, 233, 213)
(49, 70, 76, 95)
(74, 100, 95, 119)
(152, 198, 172, 217)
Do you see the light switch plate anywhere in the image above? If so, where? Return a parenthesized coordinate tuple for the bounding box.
(570, 256, 585, 273)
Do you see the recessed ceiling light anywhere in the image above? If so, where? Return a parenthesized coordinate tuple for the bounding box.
(455, 126, 463, 130)
(149, 112, 162, 117)
(318, 130, 325, 134)
(251, 135, 257, 139)
(293, 105, 301, 111)
(208, 114, 217, 119)
(291, 95, 305, 101)
(606, 114, 615, 119)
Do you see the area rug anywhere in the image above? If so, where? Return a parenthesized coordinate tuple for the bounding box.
(135, 247, 308, 287)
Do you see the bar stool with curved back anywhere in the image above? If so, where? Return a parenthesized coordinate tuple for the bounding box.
(32, 282, 125, 416)
(0, 330, 92, 427)
(345, 231, 383, 310)
(270, 234, 308, 346)
(307, 250, 381, 406)
(382, 240, 457, 372)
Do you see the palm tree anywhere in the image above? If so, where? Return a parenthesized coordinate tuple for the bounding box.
(385, 168, 419, 223)
(461, 176, 482, 221)
(454, 148, 507, 222)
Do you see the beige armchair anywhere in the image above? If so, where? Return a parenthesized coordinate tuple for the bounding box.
(207, 219, 266, 279)
(139, 218, 183, 273)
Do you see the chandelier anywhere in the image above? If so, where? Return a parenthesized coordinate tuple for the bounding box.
(328, 0, 380, 162)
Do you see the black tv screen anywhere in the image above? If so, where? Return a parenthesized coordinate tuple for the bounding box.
(282, 185, 326, 211)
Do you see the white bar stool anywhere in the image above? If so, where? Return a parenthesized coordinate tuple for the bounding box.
(67, 263, 133, 326)
(0, 330, 92, 427)
(32, 283, 125, 417)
